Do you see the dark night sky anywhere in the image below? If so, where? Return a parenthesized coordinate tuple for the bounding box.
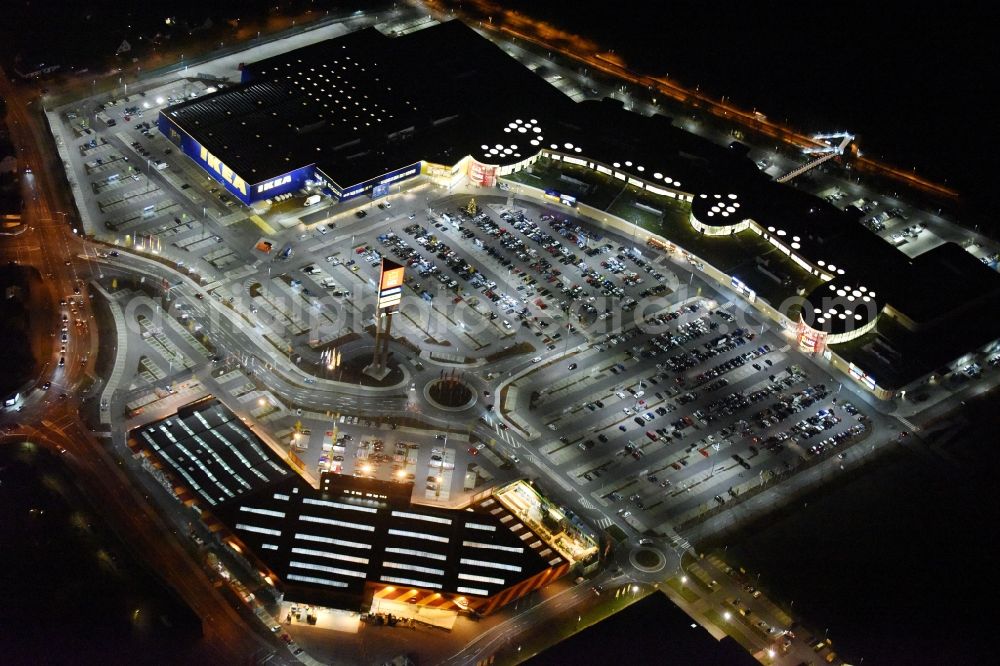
(500, 0, 997, 226)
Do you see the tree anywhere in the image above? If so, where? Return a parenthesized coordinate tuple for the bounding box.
(466, 197, 478, 217)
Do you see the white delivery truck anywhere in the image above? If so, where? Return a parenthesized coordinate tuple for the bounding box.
(304, 194, 322, 207)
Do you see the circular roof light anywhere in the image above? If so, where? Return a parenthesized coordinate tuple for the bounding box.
(503, 148, 512, 154)
(777, 229, 787, 236)
(529, 119, 537, 124)
(817, 317, 825, 324)
(827, 264, 836, 272)
(863, 295, 872, 302)
(707, 211, 714, 217)
(767, 226, 776, 232)
(733, 202, 740, 208)
(728, 193, 738, 200)
(530, 139, 539, 146)
(508, 122, 517, 129)
(791, 242, 801, 250)
(625, 160, 633, 166)
(792, 235, 800, 242)
(726, 206, 735, 213)
(838, 313, 847, 320)
(814, 308, 823, 314)
(614, 162, 621, 168)
(700, 193, 708, 198)
(818, 260, 826, 266)
(518, 127, 527, 133)
(837, 289, 846, 297)
(859, 286, 867, 292)
(837, 268, 845, 275)
(515, 119, 523, 124)
(495, 144, 503, 149)
(721, 211, 729, 217)
(855, 313, 864, 321)
(654, 172, 663, 179)
(828, 308, 837, 315)
(504, 127, 512, 132)
(575, 147, 582, 152)
(674, 181, 680, 187)
(847, 295, 855, 301)
(868, 291, 876, 297)
(714, 194, 722, 199)
(550, 144, 558, 149)
(533, 126, 542, 133)
(481, 144, 489, 150)
(637, 166, 645, 172)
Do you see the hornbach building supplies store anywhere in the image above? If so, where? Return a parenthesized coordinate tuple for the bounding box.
(131, 399, 593, 617)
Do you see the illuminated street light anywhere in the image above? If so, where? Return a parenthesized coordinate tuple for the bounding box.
(723, 611, 732, 621)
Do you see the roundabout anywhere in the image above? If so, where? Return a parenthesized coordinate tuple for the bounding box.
(630, 546, 667, 574)
(423, 377, 478, 412)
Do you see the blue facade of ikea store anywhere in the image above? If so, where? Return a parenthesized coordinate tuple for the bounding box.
(158, 110, 421, 207)
(158, 112, 311, 205)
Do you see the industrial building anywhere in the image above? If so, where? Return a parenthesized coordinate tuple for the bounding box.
(130, 399, 591, 616)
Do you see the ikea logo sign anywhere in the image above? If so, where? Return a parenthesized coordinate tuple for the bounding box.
(257, 175, 292, 194)
(198, 145, 247, 196)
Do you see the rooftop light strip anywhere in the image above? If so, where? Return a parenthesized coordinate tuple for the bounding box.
(383, 547, 448, 561)
(383, 561, 445, 576)
(299, 514, 375, 532)
(304, 497, 379, 513)
(462, 541, 524, 553)
(458, 572, 505, 585)
(239, 506, 286, 518)
(288, 560, 367, 579)
(456, 586, 489, 596)
(391, 510, 452, 525)
(294, 533, 371, 550)
(379, 575, 442, 590)
(460, 558, 522, 572)
(287, 574, 348, 589)
(387, 529, 450, 543)
(465, 523, 496, 532)
(236, 523, 282, 536)
(290, 547, 369, 565)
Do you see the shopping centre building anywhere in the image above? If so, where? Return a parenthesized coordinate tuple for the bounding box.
(130, 399, 596, 616)
(159, 19, 1000, 397)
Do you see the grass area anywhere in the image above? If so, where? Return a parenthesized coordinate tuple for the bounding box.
(494, 587, 654, 666)
(703, 608, 759, 654)
(484, 340, 536, 363)
(605, 524, 628, 543)
(665, 576, 701, 603)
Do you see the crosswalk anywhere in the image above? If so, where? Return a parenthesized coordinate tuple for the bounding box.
(897, 416, 918, 431)
(578, 496, 597, 510)
(779, 343, 791, 353)
(595, 516, 615, 529)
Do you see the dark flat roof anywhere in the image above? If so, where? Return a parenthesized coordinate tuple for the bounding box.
(132, 398, 292, 508)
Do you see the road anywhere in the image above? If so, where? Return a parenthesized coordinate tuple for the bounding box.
(0, 65, 284, 663)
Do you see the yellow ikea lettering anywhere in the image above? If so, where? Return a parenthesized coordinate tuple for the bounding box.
(198, 145, 247, 196)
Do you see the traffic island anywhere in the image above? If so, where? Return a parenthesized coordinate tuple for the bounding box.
(630, 547, 666, 573)
(424, 377, 477, 412)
